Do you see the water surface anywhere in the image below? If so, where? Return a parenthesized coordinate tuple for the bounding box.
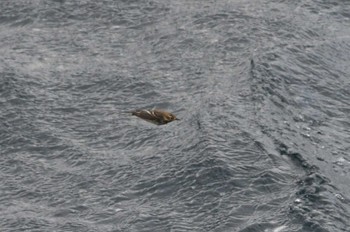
(1, 0, 350, 231)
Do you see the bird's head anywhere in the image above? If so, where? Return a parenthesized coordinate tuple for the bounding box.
(164, 113, 180, 123)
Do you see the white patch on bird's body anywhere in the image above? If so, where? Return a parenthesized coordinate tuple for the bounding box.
(144, 110, 152, 115)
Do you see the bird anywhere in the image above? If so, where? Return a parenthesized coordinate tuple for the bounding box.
(130, 109, 180, 125)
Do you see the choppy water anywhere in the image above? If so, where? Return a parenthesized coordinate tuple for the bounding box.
(1, 0, 350, 231)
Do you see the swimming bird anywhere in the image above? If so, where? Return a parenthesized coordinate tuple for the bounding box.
(131, 109, 180, 125)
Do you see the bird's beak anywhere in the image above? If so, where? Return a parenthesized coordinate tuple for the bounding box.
(175, 118, 180, 120)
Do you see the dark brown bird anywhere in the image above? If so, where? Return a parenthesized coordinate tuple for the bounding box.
(131, 109, 180, 125)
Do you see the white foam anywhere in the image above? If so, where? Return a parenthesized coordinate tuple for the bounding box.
(271, 225, 287, 232)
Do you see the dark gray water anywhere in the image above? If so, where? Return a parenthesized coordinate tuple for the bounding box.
(1, 0, 350, 231)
